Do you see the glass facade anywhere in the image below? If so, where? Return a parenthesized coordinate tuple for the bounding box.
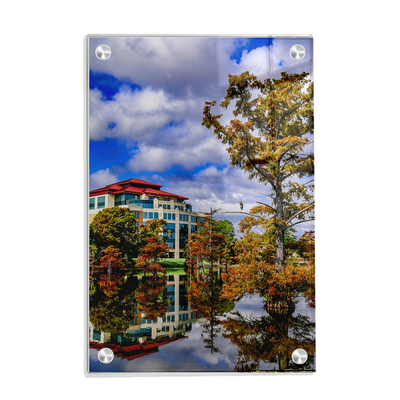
(179, 224, 188, 249)
(144, 212, 159, 219)
(163, 213, 176, 220)
(164, 222, 176, 249)
(115, 193, 139, 206)
(128, 199, 154, 208)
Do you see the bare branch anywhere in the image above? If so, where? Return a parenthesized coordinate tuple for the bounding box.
(221, 211, 264, 219)
(286, 218, 315, 230)
(254, 190, 275, 199)
(286, 202, 315, 225)
(256, 201, 276, 213)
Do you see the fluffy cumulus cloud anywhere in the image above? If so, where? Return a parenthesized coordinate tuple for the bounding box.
(89, 37, 224, 100)
(89, 86, 197, 141)
(90, 168, 119, 190)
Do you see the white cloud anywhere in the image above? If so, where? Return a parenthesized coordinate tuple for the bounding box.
(90, 86, 195, 141)
(90, 168, 119, 190)
(89, 37, 224, 100)
(127, 132, 227, 174)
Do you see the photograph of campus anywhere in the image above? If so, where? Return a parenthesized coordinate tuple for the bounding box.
(87, 36, 315, 372)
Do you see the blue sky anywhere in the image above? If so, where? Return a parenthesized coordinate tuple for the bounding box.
(88, 36, 314, 233)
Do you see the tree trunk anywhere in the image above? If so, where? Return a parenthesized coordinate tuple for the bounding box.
(275, 228, 285, 272)
(275, 189, 285, 271)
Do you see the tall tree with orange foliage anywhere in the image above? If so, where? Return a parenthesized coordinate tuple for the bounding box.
(202, 71, 314, 270)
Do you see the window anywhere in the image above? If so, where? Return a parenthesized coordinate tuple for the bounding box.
(172, 214, 176, 220)
(164, 222, 175, 249)
(149, 212, 153, 219)
(163, 213, 167, 219)
(168, 213, 171, 220)
(115, 194, 123, 206)
(179, 224, 188, 249)
(191, 225, 196, 234)
(154, 212, 158, 218)
(89, 198, 95, 210)
(128, 199, 154, 208)
(132, 211, 140, 218)
(143, 212, 148, 219)
(97, 196, 105, 209)
(191, 216, 196, 223)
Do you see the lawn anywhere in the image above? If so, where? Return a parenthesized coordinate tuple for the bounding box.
(158, 258, 187, 269)
(131, 257, 187, 270)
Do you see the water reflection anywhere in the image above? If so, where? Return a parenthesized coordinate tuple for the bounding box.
(89, 269, 315, 372)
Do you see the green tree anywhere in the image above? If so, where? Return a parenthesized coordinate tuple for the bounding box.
(89, 207, 138, 264)
(202, 71, 314, 270)
(215, 219, 235, 245)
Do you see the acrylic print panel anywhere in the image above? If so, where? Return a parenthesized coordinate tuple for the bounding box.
(86, 36, 315, 374)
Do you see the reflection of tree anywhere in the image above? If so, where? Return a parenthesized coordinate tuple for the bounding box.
(134, 275, 168, 321)
(187, 272, 234, 353)
(221, 305, 315, 371)
(89, 272, 137, 334)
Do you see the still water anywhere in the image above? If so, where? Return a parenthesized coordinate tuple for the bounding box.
(89, 271, 315, 373)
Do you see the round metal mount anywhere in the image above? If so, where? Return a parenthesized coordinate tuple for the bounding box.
(95, 44, 112, 61)
(98, 347, 114, 364)
(290, 44, 306, 60)
(292, 348, 308, 365)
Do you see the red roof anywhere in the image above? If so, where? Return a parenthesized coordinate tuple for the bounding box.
(89, 178, 188, 200)
(144, 188, 188, 200)
(124, 186, 146, 193)
(89, 336, 186, 361)
(108, 184, 123, 190)
(106, 178, 161, 189)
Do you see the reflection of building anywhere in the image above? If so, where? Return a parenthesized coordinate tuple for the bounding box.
(134, 274, 197, 340)
(89, 178, 207, 258)
(89, 274, 197, 359)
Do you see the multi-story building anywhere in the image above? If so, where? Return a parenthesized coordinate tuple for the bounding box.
(89, 178, 207, 258)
